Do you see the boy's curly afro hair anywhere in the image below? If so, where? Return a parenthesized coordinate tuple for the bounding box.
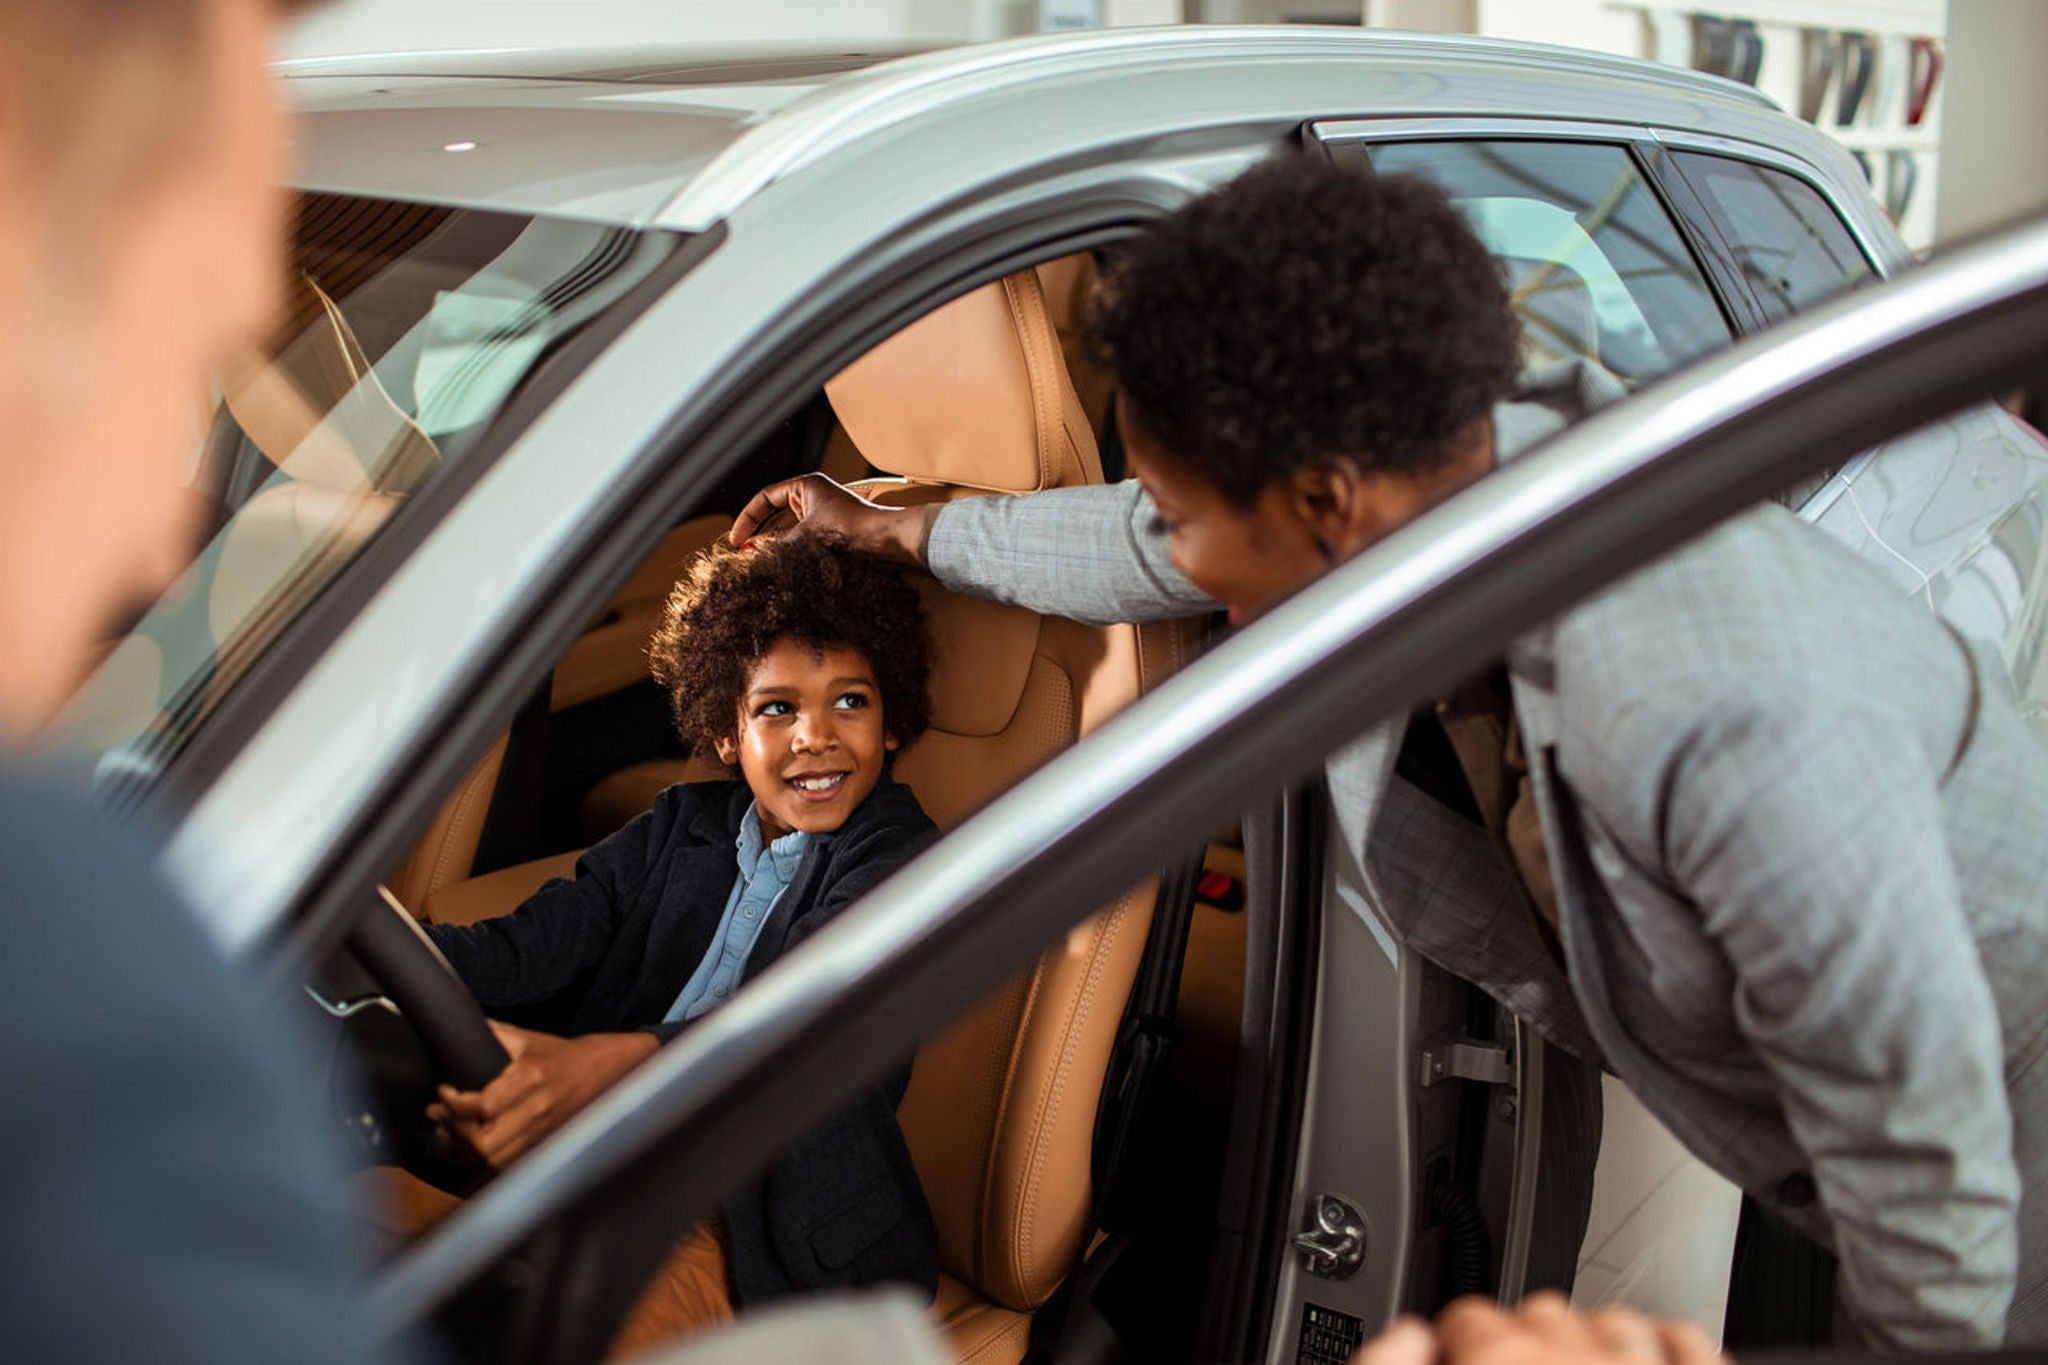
(1089, 154, 1521, 504)
(648, 534, 933, 762)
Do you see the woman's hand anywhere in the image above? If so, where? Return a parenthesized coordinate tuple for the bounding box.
(1353, 1294, 1723, 1365)
(427, 1021, 659, 1168)
(729, 474, 932, 566)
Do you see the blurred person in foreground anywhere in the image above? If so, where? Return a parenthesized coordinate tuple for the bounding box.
(736, 155, 2048, 1350)
(0, 0, 412, 1359)
(1353, 1296, 1723, 1365)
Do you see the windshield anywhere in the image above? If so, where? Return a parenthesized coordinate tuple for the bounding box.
(52, 192, 684, 798)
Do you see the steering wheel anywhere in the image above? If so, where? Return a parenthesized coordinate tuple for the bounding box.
(344, 885, 510, 1092)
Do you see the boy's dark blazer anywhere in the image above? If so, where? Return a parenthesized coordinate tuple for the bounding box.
(427, 775, 941, 1307)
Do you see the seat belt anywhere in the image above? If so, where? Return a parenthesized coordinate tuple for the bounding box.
(1090, 847, 1207, 1234)
(1029, 848, 1207, 1364)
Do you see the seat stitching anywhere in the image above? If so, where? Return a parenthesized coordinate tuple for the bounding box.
(979, 956, 1054, 1293)
(1007, 890, 1134, 1304)
(951, 1308, 1033, 1365)
(427, 749, 499, 898)
(1002, 271, 1063, 488)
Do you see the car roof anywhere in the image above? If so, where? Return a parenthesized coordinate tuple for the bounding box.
(282, 26, 1787, 231)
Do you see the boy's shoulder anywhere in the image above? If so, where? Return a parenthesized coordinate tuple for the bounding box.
(839, 776, 940, 851)
(648, 778, 752, 841)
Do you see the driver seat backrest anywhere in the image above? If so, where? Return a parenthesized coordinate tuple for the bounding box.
(826, 268, 1200, 1363)
(213, 278, 475, 912)
(212, 276, 470, 912)
(213, 274, 441, 644)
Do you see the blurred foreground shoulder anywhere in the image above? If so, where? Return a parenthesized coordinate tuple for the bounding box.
(0, 768, 423, 1364)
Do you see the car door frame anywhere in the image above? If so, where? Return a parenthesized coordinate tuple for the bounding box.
(370, 212, 2048, 1362)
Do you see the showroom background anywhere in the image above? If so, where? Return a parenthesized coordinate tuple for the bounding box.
(283, 0, 2039, 256)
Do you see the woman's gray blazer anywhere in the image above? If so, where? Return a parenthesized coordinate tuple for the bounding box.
(921, 364, 2048, 1350)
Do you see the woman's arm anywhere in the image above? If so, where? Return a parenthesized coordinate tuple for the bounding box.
(730, 475, 1216, 625)
(1652, 693, 2019, 1349)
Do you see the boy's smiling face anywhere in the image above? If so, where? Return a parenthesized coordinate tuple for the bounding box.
(716, 638, 899, 841)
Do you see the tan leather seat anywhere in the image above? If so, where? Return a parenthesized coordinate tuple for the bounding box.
(65, 276, 441, 766)
(213, 278, 505, 915)
(213, 277, 439, 654)
(385, 733, 511, 913)
(406, 267, 1198, 1361)
(1033, 251, 1114, 440)
(385, 514, 734, 910)
(825, 268, 1199, 1363)
(551, 515, 731, 715)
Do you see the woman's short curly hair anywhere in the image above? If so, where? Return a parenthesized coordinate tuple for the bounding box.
(648, 535, 933, 762)
(1089, 154, 1520, 504)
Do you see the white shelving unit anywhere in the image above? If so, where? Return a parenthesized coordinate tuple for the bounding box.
(1355, 0, 1949, 251)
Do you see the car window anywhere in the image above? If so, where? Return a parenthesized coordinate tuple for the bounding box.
(1361, 141, 1732, 385)
(1666, 152, 1876, 322)
(54, 193, 687, 793)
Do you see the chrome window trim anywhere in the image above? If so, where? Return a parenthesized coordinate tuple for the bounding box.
(374, 214, 2048, 1334)
(1311, 115, 1659, 145)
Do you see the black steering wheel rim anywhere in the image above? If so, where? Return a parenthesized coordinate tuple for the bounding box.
(346, 886, 509, 1092)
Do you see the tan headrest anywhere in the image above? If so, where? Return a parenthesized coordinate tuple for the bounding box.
(850, 481, 1045, 740)
(825, 269, 1102, 493)
(913, 578, 1041, 739)
(220, 276, 438, 494)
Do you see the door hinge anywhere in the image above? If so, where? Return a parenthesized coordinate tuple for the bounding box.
(1419, 1041, 1512, 1088)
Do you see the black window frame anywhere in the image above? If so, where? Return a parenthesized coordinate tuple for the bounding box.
(1649, 145, 1885, 334)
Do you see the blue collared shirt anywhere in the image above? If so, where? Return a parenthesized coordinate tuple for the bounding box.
(662, 804, 810, 1024)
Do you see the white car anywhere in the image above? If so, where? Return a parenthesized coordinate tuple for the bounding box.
(56, 27, 2048, 1363)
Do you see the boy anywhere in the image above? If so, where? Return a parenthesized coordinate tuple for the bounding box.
(424, 534, 941, 1340)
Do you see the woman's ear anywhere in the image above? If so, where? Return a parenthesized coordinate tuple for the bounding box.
(1290, 445, 1488, 561)
(1285, 460, 1361, 556)
(884, 732, 901, 753)
(714, 734, 739, 766)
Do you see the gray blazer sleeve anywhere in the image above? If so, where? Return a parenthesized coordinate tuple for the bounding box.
(924, 482, 1217, 625)
(1657, 693, 2019, 1348)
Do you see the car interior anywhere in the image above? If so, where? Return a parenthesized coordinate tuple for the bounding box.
(323, 248, 1260, 1363)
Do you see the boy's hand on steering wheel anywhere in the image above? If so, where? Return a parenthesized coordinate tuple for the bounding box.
(730, 474, 933, 567)
(427, 1021, 659, 1168)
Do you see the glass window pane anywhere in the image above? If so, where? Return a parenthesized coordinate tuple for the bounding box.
(1365, 141, 1732, 385)
(53, 194, 688, 791)
(1668, 152, 1876, 321)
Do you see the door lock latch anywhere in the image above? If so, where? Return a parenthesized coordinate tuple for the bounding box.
(1293, 1193, 1367, 1280)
